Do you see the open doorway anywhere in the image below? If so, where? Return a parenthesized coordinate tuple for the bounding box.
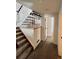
(44, 14, 54, 43)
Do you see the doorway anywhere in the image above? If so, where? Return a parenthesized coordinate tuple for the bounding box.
(44, 14, 54, 43)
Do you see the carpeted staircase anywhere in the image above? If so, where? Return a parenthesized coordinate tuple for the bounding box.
(16, 27, 33, 59)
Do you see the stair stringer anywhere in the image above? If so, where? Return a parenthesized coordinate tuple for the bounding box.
(20, 27, 41, 50)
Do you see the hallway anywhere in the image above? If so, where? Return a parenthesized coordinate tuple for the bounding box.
(27, 37, 58, 59)
(16, 1, 62, 59)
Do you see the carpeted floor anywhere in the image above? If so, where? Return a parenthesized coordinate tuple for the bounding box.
(27, 39, 59, 59)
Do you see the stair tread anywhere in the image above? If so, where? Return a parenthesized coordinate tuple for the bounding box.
(18, 46, 32, 59)
(16, 42, 29, 57)
(16, 35, 25, 41)
(16, 32, 22, 36)
(16, 27, 33, 59)
(17, 39, 26, 46)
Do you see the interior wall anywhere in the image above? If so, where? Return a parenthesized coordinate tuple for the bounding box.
(53, 13, 59, 45)
(58, 8, 62, 56)
(47, 15, 52, 36)
(41, 17, 46, 41)
(51, 17, 54, 33)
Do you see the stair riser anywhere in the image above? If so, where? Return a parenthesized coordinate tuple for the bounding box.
(16, 36, 25, 42)
(16, 29, 21, 32)
(16, 33, 23, 37)
(17, 41, 27, 48)
(16, 27, 20, 29)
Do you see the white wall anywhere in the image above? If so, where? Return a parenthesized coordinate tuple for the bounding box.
(20, 28, 41, 49)
(44, 14, 54, 36)
(51, 17, 54, 33)
(53, 13, 59, 45)
(41, 17, 46, 41)
(58, 8, 62, 56)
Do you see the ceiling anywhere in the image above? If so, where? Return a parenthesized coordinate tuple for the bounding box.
(17, 0, 62, 15)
